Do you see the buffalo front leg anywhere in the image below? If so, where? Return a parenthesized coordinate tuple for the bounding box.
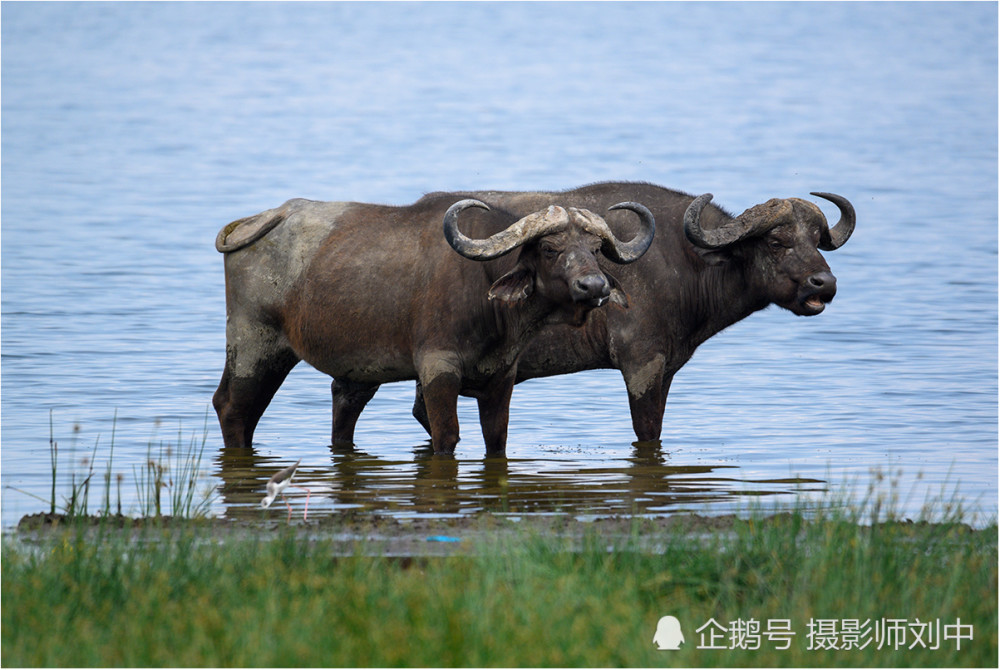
(411, 382, 432, 436)
(213, 344, 299, 450)
(330, 378, 379, 446)
(417, 357, 463, 455)
(622, 355, 672, 443)
(477, 374, 516, 456)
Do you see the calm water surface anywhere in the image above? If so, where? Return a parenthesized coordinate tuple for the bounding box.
(2, 2, 996, 527)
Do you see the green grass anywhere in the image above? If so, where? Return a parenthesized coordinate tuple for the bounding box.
(3, 507, 996, 667)
(11, 411, 216, 521)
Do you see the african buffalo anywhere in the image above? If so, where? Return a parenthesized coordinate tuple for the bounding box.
(328, 182, 855, 445)
(212, 193, 655, 454)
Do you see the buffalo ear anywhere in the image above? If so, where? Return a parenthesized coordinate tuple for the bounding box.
(605, 270, 629, 309)
(488, 265, 534, 303)
(693, 245, 732, 267)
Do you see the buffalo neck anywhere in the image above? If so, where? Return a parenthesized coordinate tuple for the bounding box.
(467, 292, 554, 382)
(683, 248, 770, 353)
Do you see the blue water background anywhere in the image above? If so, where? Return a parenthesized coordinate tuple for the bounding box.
(2, 2, 997, 526)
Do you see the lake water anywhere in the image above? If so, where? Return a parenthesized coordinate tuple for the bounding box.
(2, 2, 997, 528)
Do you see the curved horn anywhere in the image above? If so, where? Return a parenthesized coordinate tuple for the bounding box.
(443, 199, 570, 261)
(601, 202, 656, 263)
(684, 193, 741, 249)
(443, 199, 492, 259)
(685, 194, 797, 250)
(810, 192, 856, 250)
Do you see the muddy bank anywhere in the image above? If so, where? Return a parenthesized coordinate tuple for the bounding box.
(13, 510, 986, 557)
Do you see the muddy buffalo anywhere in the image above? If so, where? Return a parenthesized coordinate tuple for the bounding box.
(329, 182, 855, 445)
(212, 193, 655, 454)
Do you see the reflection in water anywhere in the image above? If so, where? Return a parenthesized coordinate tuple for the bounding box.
(213, 443, 826, 521)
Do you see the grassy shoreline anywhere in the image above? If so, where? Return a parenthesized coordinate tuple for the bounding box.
(5, 419, 995, 666)
(3, 509, 996, 667)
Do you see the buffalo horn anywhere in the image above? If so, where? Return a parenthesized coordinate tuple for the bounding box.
(445, 199, 655, 263)
(443, 199, 571, 261)
(684, 193, 743, 249)
(570, 202, 656, 264)
(685, 194, 798, 250)
(603, 202, 656, 263)
(810, 192, 856, 250)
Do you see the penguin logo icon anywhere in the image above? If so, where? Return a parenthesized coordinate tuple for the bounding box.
(653, 615, 685, 650)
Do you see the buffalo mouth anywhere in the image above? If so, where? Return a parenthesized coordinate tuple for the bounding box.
(792, 271, 837, 316)
(573, 295, 609, 323)
(796, 289, 834, 315)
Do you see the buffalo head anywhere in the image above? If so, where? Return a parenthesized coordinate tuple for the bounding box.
(444, 199, 655, 325)
(684, 192, 855, 316)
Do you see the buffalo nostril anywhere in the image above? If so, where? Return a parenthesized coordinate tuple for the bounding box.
(807, 272, 836, 290)
(573, 275, 609, 300)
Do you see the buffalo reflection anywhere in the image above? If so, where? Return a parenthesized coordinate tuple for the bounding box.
(212, 442, 825, 521)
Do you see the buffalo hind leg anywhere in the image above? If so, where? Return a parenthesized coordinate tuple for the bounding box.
(330, 378, 379, 446)
(213, 348, 299, 449)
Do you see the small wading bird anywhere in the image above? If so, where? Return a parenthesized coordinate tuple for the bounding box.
(261, 459, 311, 522)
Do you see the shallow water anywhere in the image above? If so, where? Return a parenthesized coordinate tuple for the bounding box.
(2, 2, 996, 527)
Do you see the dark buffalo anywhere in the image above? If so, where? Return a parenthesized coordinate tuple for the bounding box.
(212, 193, 655, 454)
(329, 182, 855, 445)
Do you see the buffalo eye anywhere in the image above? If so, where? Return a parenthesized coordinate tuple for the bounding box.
(540, 244, 559, 260)
(766, 237, 788, 252)
(809, 227, 823, 247)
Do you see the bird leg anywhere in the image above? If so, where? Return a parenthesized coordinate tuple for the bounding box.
(293, 485, 312, 521)
(278, 487, 312, 523)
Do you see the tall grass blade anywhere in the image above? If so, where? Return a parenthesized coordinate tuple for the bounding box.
(48, 410, 56, 515)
